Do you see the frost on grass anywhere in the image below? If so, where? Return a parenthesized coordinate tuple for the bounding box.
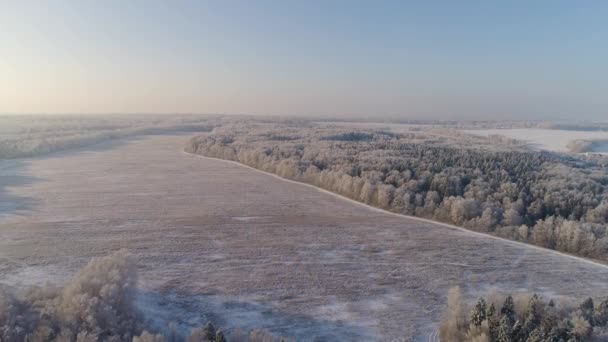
(439, 287, 608, 342)
(0, 251, 286, 342)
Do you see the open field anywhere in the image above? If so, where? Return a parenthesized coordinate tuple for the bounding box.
(464, 128, 608, 154)
(2, 134, 608, 341)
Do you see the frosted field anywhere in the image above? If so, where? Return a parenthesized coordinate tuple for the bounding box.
(2, 134, 608, 341)
(464, 128, 608, 153)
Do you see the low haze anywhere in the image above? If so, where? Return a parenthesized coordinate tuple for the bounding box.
(1, 1, 607, 119)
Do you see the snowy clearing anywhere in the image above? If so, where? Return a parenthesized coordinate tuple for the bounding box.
(464, 128, 608, 154)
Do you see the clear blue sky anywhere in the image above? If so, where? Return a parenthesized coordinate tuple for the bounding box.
(1, 1, 607, 119)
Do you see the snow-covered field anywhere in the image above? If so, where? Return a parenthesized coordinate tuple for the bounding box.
(464, 128, 608, 153)
(1, 134, 608, 340)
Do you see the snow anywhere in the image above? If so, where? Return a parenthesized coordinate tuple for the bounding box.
(464, 128, 608, 153)
(231, 216, 269, 222)
(1, 134, 608, 340)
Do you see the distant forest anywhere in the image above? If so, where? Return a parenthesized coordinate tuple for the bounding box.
(186, 123, 608, 262)
(0, 115, 218, 159)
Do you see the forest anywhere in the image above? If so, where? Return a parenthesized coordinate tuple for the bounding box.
(440, 287, 608, 341)
(185, 122, 608, 262)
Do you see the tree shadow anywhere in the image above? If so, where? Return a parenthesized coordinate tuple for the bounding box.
(0, 138, 146, 219)
(34, 135, 153, 159)
(0, 160, 42, 218)
(593, 141, 608, 153)
(136, 290, 375, 341)
(0, 135, 158, 218)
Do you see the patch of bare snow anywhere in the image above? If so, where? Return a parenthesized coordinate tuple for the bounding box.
(464, 128, 608, 153)
(231, 216, 268, 222)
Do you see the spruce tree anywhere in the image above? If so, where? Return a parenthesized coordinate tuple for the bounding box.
(487, 303, 499, 341)
(470, 298, 488, 326)
(501, 295, 516, 326)
(545, 326, 561, 342)
(215, 330, 226, 342)
(595, 299, 608, 326)
(203, 322, 216, 342)
(511, 319, 522, 341)
(520, 294, 542, 339)
(526, 328, 543, 342)
(579, 297, 594, 325)
(540, 311, 559, 337)
(496, 315, 513, 342)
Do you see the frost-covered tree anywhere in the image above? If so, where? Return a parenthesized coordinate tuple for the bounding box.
(439, 288, 608, 342)
(495, 315, 513, 342)
(0, 251, 288, 342)
(579, 298, 595, 325)
(595, 299, 608, 326)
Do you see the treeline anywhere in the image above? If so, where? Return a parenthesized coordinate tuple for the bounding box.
(542, 123, 608, 132)
(314, 118, 608, 130)
(440, 287, 608, 341)
(567, 139, 608, 154)
(0, 251, 287, 342)
(185, 124, 608, 261)
(0, 115, 218, 159)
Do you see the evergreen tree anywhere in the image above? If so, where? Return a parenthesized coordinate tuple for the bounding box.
(595, 299, 608, 326)
(559, 319, 576, 342)
(470, 298, 488, 326)
(501, 295, 516, 325)
(215, 330, 226, 342)
(540, 311, 559, 338)
(496, 315, 513, 342)
(487, 303, 496, 318)
(203, 322, 216, 341)
(545, 326, 561, 342)
(511, 320, 522, 341)
(526, 327, 543, 342)
(487, 303, 499, 341)
(579, 297, 594, 325)
(520, 295, 542, 339)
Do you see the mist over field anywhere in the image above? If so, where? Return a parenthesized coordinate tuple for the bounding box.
(1, 115, 608, 341)
(0, 115, 219, 159)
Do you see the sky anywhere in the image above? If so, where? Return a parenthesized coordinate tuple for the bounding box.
(1, 1, 607, 120)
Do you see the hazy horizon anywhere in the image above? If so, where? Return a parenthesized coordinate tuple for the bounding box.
(1, 1, 607, 120)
